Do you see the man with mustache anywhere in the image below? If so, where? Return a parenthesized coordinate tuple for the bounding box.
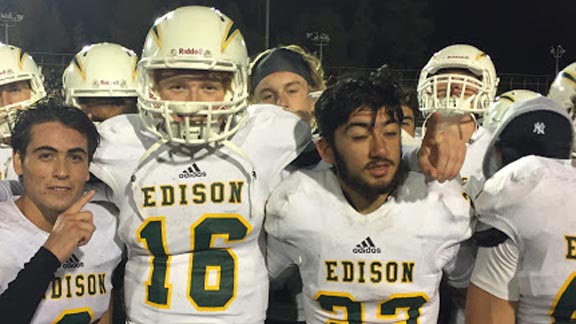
(265, 73, 474, 323)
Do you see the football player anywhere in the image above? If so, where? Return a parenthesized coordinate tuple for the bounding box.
(466, 96, 574, 324)
(418, 44, 499, 199)
(371, 65, 421, 147)
(482, 89, 541, 132)
(547, 62, 576, 162)
(62, 42, 138, 123)
(417, 43, 500, 323)
(250, 45, 326, 175)
(265, 73, 474, 323)
(250, 44, 325, 124)
(89, 6, 312, 323)
(0, 101, 122, 323)
(548, 62, 576, 114)
(0, 44, 46, 180)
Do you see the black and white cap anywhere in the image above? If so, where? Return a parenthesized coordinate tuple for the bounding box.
(483, 96, 574, 179)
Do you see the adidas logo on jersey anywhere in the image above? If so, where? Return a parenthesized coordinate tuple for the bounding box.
(62, 254, 84, 269)
(352, 236, 382, 254)
(179, 163, 206, 179)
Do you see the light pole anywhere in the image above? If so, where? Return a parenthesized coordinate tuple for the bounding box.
(0, 12, 24, 44)
(264, 0, 270, 49)
(550, 45, 566, 75)
(306, 32, 330, 62)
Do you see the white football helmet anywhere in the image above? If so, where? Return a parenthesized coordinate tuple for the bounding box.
(62, 42, 138, 108)
(418, 44, 499, 116)
(0, 44, 46, 140)
(548, 62, 576, 157)
(483, 89, 541, 131)
(138, 6, 249, 145)
(548, 62, 576, 115)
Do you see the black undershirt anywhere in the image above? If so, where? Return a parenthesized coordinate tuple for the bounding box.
(0, 247, 61, 322)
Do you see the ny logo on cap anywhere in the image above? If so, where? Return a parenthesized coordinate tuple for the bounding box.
(533, 122, 546, 135)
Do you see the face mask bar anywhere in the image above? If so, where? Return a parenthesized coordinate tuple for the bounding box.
(418, 73, 491, 116)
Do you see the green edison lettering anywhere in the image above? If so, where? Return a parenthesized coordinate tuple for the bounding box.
(551, 274, 576, 323)
(316, 292, 427, 323)
(54, 311, 92, 324)
(379, 295, 428, 324)
(190, 216, 248, 308)
(316, 294, 363, 323)
(138, 220, 170, 306)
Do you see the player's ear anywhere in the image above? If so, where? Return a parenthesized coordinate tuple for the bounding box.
(13, 151, 23, 176)
(316, 137, 335, 164)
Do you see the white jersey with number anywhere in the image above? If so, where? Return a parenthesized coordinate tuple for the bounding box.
(0, 199, 122, 323)
(91, 105, 310, 323)
(473, 155, 576, 324)
(0, 144, 17, 180)
(265, 169, 473, 324)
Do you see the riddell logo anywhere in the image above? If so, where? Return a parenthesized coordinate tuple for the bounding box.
(179, 48, 204, 56)
(447, 55, 469, 59)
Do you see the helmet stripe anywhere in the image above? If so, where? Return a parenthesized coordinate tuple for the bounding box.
(475, 52, 487, 61)
(221, 21, 240, 53)
(72, 55, 86, 81)
(17, 49, 26, 70)
(152, 25, 162, 49)
(499, 94, 515, 103)
(131, 55, 138, 81)
(562, 71, 576, 85)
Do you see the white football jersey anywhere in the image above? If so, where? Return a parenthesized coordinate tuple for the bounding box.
(461, 126, 492, 200)
(91, 105, 310, 323)
(0, 144, 17, 180)
(265, 169, 473, 324)
(473, 155, 576, 324)
(0, 199, 122, 323)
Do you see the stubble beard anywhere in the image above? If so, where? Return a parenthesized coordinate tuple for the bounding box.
(332, 148, 403, 198)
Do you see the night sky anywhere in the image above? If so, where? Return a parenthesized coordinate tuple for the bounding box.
(266, 0, 575, 75)
(6, 0, 575, 77)
(427, 0, 575, 75)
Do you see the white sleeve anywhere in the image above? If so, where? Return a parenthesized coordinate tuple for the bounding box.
(0, 180, 13, 201)
(443, 239, 477, 289)
(401, 145, 421, 172)
(470, 240, 520, 301)
(266, 235, 300, 289)
(264, 178, 301, 288)
(0, 180, 22, 201)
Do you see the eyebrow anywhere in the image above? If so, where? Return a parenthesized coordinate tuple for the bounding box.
(344, 119, 397, 131)
(283, 81, 306, 88)
(32, 146, 88, 155)
(258, 80, 306, 94)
